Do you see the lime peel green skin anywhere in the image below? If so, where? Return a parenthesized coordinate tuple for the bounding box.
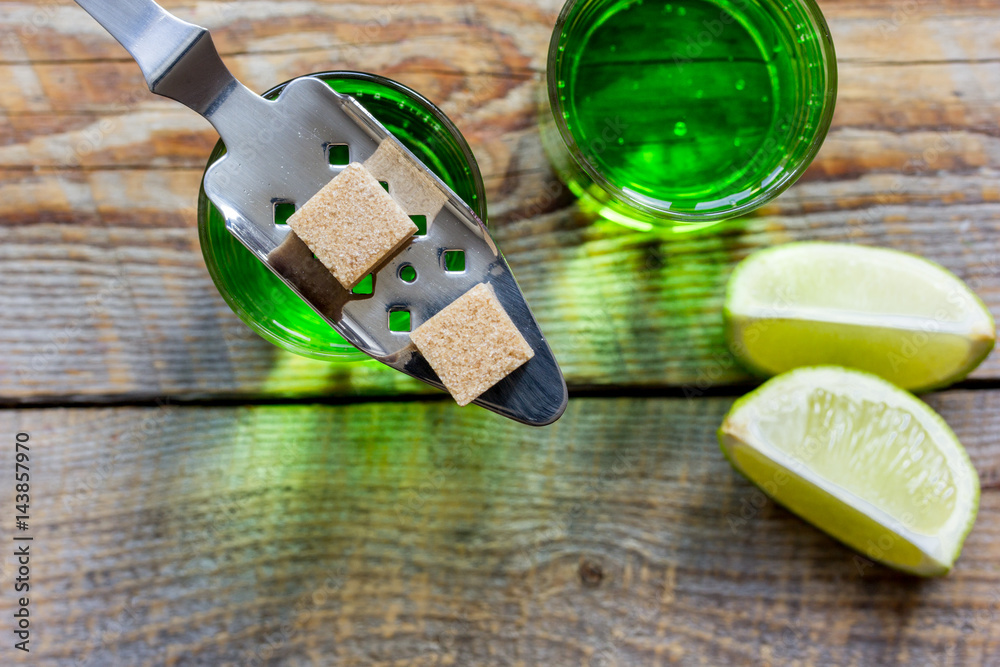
(723, 242, 997, 393)
(717, 366, 980, 577)
(723, 308, 996, 393)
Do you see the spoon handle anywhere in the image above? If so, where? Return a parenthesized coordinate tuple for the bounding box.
(74, 0, 265, 133)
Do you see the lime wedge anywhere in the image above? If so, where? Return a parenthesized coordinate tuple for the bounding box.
(724, 242, 996, 391)
(718, 366, 979, 576)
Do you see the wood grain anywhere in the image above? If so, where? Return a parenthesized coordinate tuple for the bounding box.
(2, 0, 1000, 400)
(0, 393, 997, 666)
(2, 2, 998, 664)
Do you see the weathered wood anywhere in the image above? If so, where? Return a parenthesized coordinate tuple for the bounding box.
(1, 2, 998, 664)
(1, 0, 999, 400)
(0, 393, 997, 665)
(2, 165, 998, 400)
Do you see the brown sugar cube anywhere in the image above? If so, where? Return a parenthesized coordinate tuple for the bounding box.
(409, 283, 534, 406)
(286, 162, 418, 289)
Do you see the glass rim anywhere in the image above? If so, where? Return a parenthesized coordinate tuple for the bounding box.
(546, 0, 839, 223)
(197, 70, 487, 361)
(264, 71, 486, 209)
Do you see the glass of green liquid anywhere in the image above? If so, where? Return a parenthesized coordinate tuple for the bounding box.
(545, 0, 837, 228)
(198, 72, 487, 361)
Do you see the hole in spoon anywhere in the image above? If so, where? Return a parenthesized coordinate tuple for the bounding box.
(398, 265, 417, 283)
(443, 249, 465, 273)
(273, 201, 295, 226)
(327, 143, 350, 166)
(388, 308, 411, 332)
(352, 274, 374, 295)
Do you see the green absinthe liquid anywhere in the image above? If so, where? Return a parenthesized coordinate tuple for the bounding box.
(555, 0, 828, 218)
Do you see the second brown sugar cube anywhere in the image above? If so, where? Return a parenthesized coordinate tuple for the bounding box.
(287, 162, 418, 289)
(410, 283, 535, 406)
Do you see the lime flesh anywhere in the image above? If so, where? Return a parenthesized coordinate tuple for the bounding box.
(725, 242, 996, 391)
(718, 366, 980, 576)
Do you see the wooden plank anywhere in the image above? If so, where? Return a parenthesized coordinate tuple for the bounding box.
(1, 0, 1000, 400)
(0, 393, 997, 665)
(2, 166, 998, 400)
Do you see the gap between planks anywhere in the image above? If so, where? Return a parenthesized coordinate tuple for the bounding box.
(6, 379, 1000, 411)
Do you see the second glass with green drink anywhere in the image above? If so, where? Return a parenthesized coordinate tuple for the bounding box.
(545, 0, 838, 228)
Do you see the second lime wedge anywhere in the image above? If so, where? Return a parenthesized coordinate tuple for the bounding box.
(719, 366, 980, 576)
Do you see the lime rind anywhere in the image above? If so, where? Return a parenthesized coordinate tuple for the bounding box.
(718, 366, 980, 576)
(724, 309, 995, 393)
(720, 429, 955, 576)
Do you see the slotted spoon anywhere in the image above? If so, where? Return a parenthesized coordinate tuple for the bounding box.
(74, 0, 567, 425)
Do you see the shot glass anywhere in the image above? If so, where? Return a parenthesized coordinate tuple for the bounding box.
(198, 72, 487, 361)
(544, 0, 838, 228)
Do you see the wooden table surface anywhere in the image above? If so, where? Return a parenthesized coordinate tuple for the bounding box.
(2, 0, 1000, 664)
